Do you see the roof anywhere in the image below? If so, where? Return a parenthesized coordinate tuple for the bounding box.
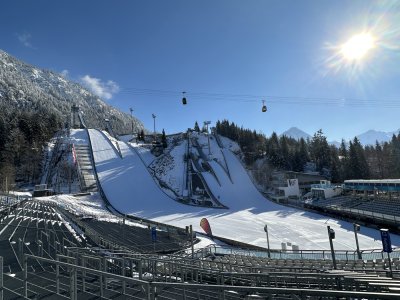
(344, 179, 400, 184)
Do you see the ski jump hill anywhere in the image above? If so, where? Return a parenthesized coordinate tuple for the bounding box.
(78, 128, 399, 251)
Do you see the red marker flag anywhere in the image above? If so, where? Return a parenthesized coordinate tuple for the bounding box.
(200, 218, 212, 236)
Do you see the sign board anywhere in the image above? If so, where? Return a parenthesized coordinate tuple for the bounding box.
(380, 229, 392, 253)
(151, 227, 157, 242)
(264, 225, 268, 233)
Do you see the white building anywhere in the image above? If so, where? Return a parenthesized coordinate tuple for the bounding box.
(311, 180, 342, 199)
(272, 178, 301, 200)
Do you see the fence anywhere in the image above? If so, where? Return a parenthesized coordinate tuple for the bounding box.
(201, 244, 400, 262)
(2, 254, 400, 300)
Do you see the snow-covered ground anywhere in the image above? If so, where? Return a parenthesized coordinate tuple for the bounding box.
(39, 193, 148, 229)
(69, 129, 90, 145)
(86, 129, 400, 251)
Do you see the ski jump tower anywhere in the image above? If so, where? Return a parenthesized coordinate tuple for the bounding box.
(71, 104, 86, 129)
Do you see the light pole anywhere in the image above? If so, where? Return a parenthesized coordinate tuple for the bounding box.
(353, 223, 362, 259)
(327, 225, 337, 269)
(204, 121, 211, 156)
(264, 224, 271, 258)
(152, 114, 156, 142)
(129, 108, 134, 137)
(190, 225, 194, 259)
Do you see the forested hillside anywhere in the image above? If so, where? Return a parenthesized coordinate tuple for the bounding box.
(216, 120, 400, 185)
(0, 49, 144, 189)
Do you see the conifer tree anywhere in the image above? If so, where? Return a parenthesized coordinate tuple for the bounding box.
(161, 129, 167, 148)
(194, 121, 200, 132)
(310, 129, 331, 172)
(140, 129, 145, 141)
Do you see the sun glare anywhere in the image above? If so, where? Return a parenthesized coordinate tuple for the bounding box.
(341, 33, 375, 60)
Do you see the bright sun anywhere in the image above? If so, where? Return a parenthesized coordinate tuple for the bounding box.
(341, 33, 375, 60)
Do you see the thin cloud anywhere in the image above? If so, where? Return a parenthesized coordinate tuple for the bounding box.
(17, 32, 34, 48)
(61, 70, 69, 78)
(80, 75, 120, 100)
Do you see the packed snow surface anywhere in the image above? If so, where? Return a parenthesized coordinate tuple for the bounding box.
(69, 129, 89, 145)
(88, 129, 400, 251)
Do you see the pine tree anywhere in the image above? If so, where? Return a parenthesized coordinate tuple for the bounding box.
(292, 138, 309, 172)
(329, 146, 341, 182)
(347, 137, 370, 179)
(279, 135, 290, 169)
(338, 139, 349, 180)
(266, 132, 283, 168)
(194, 121, 200, 132)
(140, 129, 145, 141)
(310, 129, 331, 172)
(375, 141, 384, 178)
(161, 129, 167, 148)
(389, 134, 400, 177)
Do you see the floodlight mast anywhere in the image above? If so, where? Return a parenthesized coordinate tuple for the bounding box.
(152, 114, 156, 142)
(129, 108, 134, 136)
(204, 121, 211, 156)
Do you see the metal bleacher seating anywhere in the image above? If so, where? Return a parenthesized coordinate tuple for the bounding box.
(1, 200, 400, 299)
(310, 195, 400, 226)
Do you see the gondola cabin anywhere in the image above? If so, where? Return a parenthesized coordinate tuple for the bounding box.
(262, 100, 267, 112)
(182, 91, 187, 105)
(262, 105, 267, 112)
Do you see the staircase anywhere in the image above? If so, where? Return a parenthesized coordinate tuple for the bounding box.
(74, 144, 98, 192)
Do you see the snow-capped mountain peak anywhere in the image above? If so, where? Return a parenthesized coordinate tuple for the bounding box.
(281, 127, 311, 140)
(356, 129, 400, 145)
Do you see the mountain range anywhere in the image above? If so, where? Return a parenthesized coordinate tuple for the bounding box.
(0, 49, 143, 134)
(281, 127, 400, 146)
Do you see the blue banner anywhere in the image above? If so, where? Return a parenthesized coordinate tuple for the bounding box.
(151, 227, 157, 242)
(380, 229, 392, 253)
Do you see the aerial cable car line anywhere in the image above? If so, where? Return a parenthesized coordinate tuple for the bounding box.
(122, 91, 400, 107)
(119, 88, 400, 108)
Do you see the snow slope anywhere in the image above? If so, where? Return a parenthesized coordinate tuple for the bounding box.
(69, 129, 89, 145)
(88, 129, 400, 250)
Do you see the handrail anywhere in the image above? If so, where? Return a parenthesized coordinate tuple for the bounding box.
(15, 255, 400, 300)
(306, 200, 400, 229)
(200, 244, 400, 261)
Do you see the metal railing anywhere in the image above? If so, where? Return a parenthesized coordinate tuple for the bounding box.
(201, 244, 400, 262)
(3, 254, 400, 300)
(308, 201, 400, 225)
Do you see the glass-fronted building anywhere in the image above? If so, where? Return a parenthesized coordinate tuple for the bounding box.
(344, 179, 400, 192)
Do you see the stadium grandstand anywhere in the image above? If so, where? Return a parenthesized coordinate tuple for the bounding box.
(306, 179, 400, 232)
(0, 197, 400, 299)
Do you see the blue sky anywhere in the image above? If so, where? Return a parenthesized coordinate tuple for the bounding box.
(1, 0, 399, 141)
